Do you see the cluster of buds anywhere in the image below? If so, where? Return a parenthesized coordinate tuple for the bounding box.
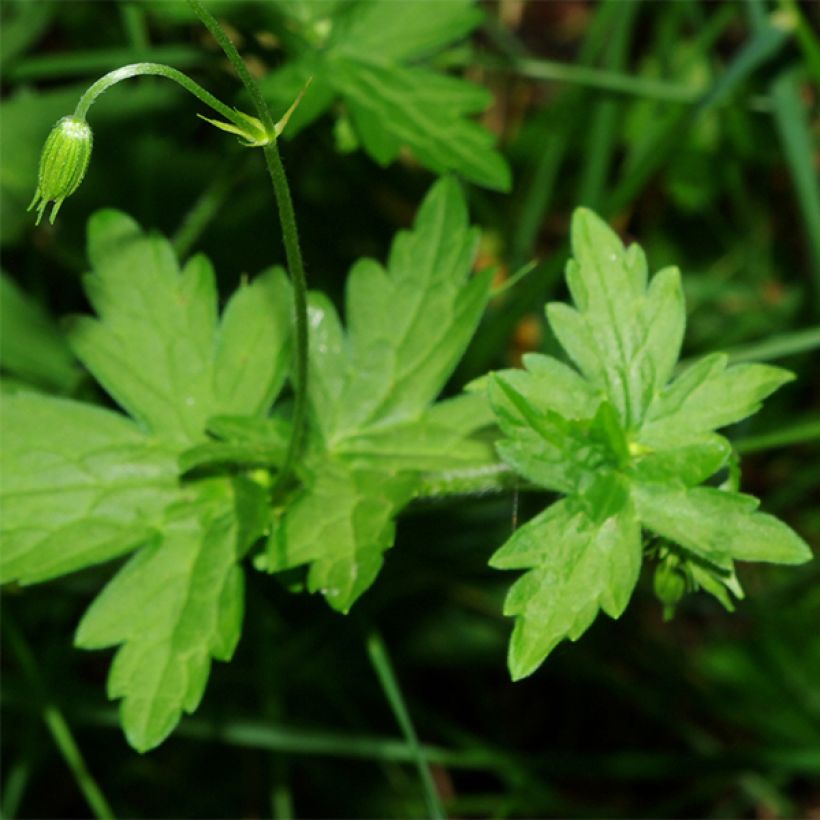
(28, 115, 93, 225)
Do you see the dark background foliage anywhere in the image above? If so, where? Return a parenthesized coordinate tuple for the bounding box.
(2, 0, 818, 817)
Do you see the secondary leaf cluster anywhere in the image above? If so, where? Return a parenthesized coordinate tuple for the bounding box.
(1, 178, 501, 751)
(261, 0, 511, 191)
(488, 209, 812, 680)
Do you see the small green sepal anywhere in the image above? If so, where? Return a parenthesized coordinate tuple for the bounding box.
(198, 109, 271, 147)
(198, 80, 314, 148)
(28, 115, 93, 225)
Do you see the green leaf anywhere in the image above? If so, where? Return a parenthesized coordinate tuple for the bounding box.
(0, 392, 179, 585)
(269, 460, 417, 613)
(0, 272, 79, 392)
(2, 212, 294, 752)
(75, 480, 244, 752)
(69, 211, 291, 443)
(329, 58, 510, 191)
(311, 176, 491, 441)
(633, 483, 812, 566)
(490, 498, 641, 679)
(489, 206, 809, 679)
(327, 0, 482, 63)
(271, 178, 496, 610)
(260, 0, 510, 189)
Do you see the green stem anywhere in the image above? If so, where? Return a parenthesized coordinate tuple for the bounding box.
(186, 0, 309, 498)
(263, 142, 310, 497)
(73, 61, 242, 128)
(415, 463, 522, 499)
(185, 0, 274, 132)
(3, 617, 115, 820)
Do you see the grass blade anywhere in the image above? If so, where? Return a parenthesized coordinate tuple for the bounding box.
(366, 629, 445, 818)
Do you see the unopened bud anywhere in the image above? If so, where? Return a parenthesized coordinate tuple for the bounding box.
(28, 115, 93, 225)
(653, 558, 687, 608)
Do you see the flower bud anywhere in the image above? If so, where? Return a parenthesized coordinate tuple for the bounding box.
(28, 115, 93, 225)
(653, 557, 687, 613)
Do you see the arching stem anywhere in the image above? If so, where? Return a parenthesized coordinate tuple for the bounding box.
(74, 62, 242, 126)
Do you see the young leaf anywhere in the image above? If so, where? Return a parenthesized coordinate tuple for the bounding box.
(75, 479, 245, 752)
(546, 209, 686, 428)
(268, 178, 497, 612)
(260, 0, 510, 190)
(489, 208, 812, 678)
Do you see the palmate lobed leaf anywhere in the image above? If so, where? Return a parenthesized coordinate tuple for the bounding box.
(489, 208, 812, 678)
(267, 178, 497, 612)
(328, 57, 510, 191)
(260, 0, 510, 191)
(69, 210, 292, 443)
(1, 213, 292, 751)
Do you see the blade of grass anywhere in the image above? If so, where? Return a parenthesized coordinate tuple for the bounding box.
(767, 71, 820, 308)
(465, 4, 740, 378)
(734, 419, 820, 454)
(71, 706, 497, 769)
(2, 618, 114, 820)
(463, 0, 626, 376)
(607, 13, 791, 214)
(1, 754, 34, 819)
(777, 0, 820, 83)
(508, 0, 625, 267)
(723, 325, 820, 363)
(512, 57, 700, 104)
(366, 629, 444, 819)
(5, 45, 204, 80)
(577, 1, 640, 208)
(119, 2, 150, 51)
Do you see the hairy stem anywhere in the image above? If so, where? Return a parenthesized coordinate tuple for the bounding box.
(74, 62, 241, 126)
(186, 0, 309, 498)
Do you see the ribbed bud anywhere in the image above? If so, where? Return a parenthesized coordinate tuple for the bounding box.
(28, 115, 93, 225)
(653, 558, 687, 608)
